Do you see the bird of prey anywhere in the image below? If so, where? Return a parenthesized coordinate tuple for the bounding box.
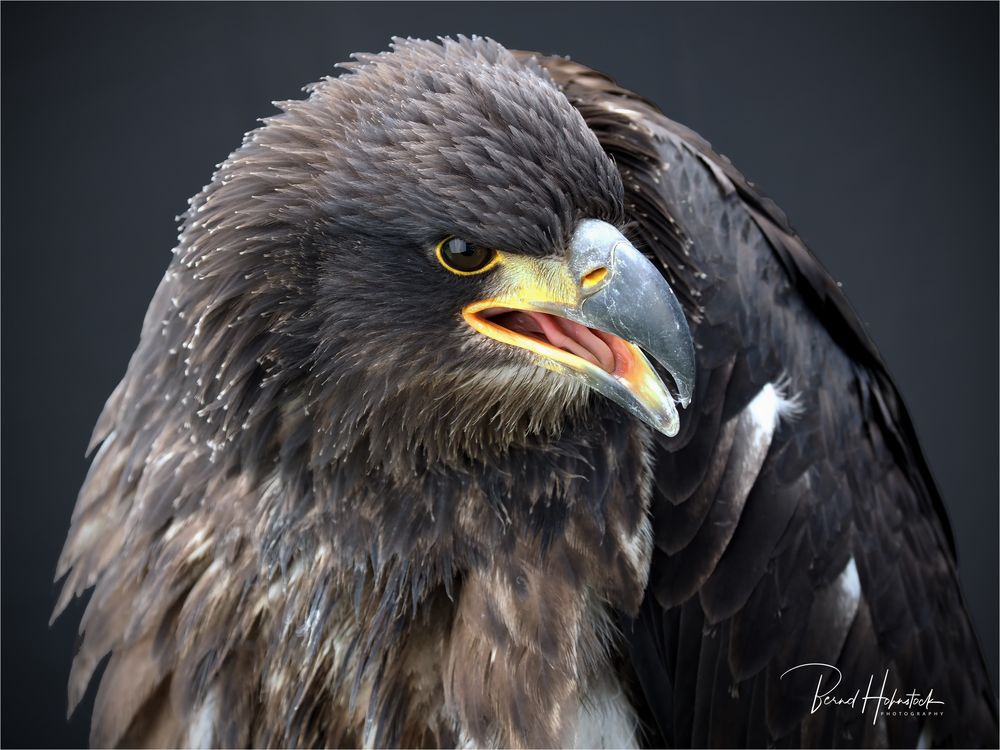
(55, 36, 996, 748)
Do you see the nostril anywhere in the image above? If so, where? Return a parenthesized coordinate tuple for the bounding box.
(581, 266, 608, 289)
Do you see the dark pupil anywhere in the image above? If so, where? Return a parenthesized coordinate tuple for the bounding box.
(443, 238, 492, 272)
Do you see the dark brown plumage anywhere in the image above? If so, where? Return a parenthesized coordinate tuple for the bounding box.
(55, 36, 996, 749)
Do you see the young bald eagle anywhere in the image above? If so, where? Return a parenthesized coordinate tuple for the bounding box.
(55, 37, 996, 748)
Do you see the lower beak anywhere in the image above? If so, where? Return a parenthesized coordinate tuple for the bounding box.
(462, 219, 695, 436)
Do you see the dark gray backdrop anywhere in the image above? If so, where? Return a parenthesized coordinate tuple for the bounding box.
(2, 3, 996, 747)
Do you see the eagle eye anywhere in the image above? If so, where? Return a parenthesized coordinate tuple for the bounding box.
(436, 237, 499, 275)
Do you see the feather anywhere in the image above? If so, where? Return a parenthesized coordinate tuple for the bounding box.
(530, 50, 998, 747)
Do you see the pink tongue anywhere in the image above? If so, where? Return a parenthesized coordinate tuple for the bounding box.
(528, 312, 616, 374)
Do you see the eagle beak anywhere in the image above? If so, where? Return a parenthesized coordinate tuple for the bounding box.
(463, 219, 695, 436)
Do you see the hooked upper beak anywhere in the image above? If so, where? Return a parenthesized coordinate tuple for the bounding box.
(462, 219, 695, 436)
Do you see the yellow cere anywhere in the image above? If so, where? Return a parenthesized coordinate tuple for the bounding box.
(484, 254, 579, 307)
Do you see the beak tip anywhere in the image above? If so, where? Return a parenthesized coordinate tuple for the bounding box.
(654, 411, 681, 437)
(660, 423, 680, 438)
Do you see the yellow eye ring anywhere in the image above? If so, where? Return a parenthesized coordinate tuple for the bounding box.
(435, 237, 502, 276)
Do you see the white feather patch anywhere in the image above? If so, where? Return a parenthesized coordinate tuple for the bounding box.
(186, 686, 219, 749)
(916, 723, 933, 749)
(573, 677, 640, 749)
(837, 557, 862, 618)
(772, 374, 805, 424)
(748, 383, 781, 435)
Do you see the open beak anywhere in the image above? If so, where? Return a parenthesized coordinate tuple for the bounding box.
(462, 219, 695, 436)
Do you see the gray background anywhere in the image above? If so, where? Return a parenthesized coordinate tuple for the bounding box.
(2, 3, 996, 746)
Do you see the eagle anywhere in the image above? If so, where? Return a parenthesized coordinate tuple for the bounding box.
(55, 36, 996, 748)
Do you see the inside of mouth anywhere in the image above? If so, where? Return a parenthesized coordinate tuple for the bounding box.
(479, 307, 631, 376)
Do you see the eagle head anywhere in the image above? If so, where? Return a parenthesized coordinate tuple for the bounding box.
(164, 36, 693, 477)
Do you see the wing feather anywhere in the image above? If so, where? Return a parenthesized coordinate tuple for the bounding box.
(523, 51, 999, 748)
